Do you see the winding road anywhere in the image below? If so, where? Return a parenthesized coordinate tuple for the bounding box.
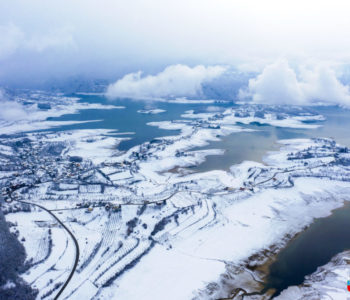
(8, 157, 328, 299)
(17, 200, 80, 300)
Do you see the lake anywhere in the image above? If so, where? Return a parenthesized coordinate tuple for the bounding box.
(263, 201, 350, 297)
(29, 94, 350, 296)
(49, 95, 350, 173)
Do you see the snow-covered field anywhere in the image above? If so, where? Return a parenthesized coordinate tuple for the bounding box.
(0, 91, 124, 135)
(1, 99, 350, 300)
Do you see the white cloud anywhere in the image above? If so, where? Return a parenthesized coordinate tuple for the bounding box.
(0, 89, 28, 121)
(299, 65, 350, 106)
(239, 60, 350, 106)
(106, 64, 226, 100)
(0, 101, 28, 121)
(0, 23, 75, 61)
(25, 27, 75, 53)
(0, 23, 24, 60)
(3, 0, 350, 86)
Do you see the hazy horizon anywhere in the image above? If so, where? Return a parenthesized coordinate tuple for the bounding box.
(1, 0, 350, 93)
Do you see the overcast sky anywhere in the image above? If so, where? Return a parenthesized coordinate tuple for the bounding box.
(1, 0, 350, 87)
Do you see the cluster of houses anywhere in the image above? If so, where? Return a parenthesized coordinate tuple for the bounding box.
(75, 201, 122, 213)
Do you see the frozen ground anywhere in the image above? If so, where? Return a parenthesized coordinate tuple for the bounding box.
(1, 100, 350, 300)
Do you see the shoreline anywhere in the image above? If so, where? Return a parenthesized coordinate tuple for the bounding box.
(217, 201, 350, 299)
(2, 97, 350, 299)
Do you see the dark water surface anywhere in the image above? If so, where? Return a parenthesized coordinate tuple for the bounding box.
(35, 95, 350, 296)
(263, 202, 350, 297)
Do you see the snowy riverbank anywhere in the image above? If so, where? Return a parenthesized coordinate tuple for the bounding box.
(1, 101, 350, 300)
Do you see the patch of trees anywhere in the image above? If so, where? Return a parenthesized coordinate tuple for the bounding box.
(126, 218, 139, 236)
(136, 204, 147, 216)
(0, 211, 38, 300)
(151, 217, 172, 236)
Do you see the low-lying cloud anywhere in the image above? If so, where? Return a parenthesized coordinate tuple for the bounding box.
(0, 89, 28, 121)
(2, 1, 350, 87)
(106, 64, 226, 100)
(239, 60, 350, 106)
(0, 23, 75, 61)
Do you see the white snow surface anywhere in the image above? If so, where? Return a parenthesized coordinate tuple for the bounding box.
(2, 102, 350, 300)
(0, 93, 124, 134)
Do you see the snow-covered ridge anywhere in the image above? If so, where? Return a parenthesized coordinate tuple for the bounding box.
(1, 103, 349, 300)
(167, 98, 229, 104)
(181, 104, 325, 129)
(0, 91, 125, 135)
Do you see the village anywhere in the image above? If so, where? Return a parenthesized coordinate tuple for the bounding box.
(1, 114, 350, 300)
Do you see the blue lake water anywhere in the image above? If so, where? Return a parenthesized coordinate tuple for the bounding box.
(263, 202, 350, 297)
(193, 106, 350, 171)
(35, 95, 350, 295)
(48, 95, 231, 151)
(48, 95, 350, 172)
